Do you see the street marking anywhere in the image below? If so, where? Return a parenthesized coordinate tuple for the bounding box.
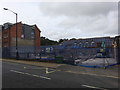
(46, 68, 56, 74)
(10, 70, 51, 80)
(24, 73, 31, 75)
(79, 72, 119, 79)
(64, 70, 119, 79)
(46, 68, 48, 74)
(82, 85, 108, 90)
(39, 75, 51, 80)
(3, 60, 119, 79)
(10, 70, 25, 74)
(24, 67, 26, 69)
(23, 66, 45, 70)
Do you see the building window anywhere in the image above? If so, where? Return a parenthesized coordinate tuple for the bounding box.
(91, 41, 95, 47)
(21, 26, 25, 39)
(85, 42, 89, 47)
(79, 42, 82, 47)
(21, 34, 25, 38)
(3, 42, 8, 47)
(3, 33, 8, 38)
(4, 24, 9, 30)
(31, 29, 35, 39)
(4, 45, 7, 47)
(73, 43, 77, 48)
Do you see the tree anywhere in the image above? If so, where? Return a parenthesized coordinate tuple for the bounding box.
(40, 36, 58, 46)
(70, 38, 76, 40)
(58, 38, 68, 44)
(58, 39, 64, 43)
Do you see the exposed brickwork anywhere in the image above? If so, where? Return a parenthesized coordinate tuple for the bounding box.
(10, 22, 22, 38)
(34, 25, 41, 47)
(2, 27, 10, 47)
(2, 22, 41, 52)
(10, 22, 22, 46)
(34, 25, 41, 53)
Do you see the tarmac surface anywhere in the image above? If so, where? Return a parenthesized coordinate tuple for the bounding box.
(1, 58, 119, 77)
(1, 59, 119, 89)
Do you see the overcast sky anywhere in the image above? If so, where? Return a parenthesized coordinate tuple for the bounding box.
(0, 0, 119, 41)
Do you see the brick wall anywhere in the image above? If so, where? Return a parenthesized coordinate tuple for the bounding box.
(10, 22, 22, 47)
(2, 22, 41, 54)
(35, 25, 41, 47)
(34, 25, 41, 53)
(2, 27, 10, 47)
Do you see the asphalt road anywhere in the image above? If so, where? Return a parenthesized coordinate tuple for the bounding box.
(2, 60, 119, 89)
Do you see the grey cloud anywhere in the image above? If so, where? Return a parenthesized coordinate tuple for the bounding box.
(58, 10, 117, 33)
(39, 2, 117, 17)
(39, 2, 118, 40)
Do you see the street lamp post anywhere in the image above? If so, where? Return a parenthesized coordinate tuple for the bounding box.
(3, 8, 19, 59)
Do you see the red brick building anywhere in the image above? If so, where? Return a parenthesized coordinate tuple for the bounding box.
(2, 22, 41, 58)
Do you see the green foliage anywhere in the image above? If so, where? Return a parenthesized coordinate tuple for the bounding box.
(70, 38, 76, 40)
(40, 36, 58, 46)
(40, 36, 76, 45)
(58, 39, 68, 44)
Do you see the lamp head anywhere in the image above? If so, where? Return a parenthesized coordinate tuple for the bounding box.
(3, 8, 8, 10)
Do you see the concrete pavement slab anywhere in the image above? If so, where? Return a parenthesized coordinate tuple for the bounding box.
(1, 58, 64, 68)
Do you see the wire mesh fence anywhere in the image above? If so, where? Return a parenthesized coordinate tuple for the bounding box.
(2, 45, 118, 68)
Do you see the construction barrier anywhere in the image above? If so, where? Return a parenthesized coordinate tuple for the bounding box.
(77, 63, 119, 68)
(2, 45, 117, 68)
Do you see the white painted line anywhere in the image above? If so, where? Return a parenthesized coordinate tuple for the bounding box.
(46, 71, 56, 74)
(24, 73, 31, 76)
(102, 75, 119, 79)
(46, 68, 49, 74)
(82, 85, 108, 90)
(10, 70, 25, 74)
(32, 74, 40, 77)
(23, 67, 26, 69)
(23, 66, 45, 70)
(39, 75, 51, 80)
(10, 70, 51, 80)
(64, 70, 119, 79)
(46, 68, 56, 74)
(80, 72, 119, 79)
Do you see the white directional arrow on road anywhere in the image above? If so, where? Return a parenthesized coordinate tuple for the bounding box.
(46, 68, 56, 74)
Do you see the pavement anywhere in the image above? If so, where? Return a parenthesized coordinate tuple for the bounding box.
(81, 58, 117, 66)
(2, 60, 119, 88)
(1, 58, 63, 68)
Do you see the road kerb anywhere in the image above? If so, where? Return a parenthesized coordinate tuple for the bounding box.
(2, 58, 64, 68)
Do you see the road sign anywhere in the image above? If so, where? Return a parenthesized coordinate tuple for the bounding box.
(101, 41, 105, 48)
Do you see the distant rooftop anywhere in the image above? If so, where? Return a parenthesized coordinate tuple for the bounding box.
(78, 36, 114, 40)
